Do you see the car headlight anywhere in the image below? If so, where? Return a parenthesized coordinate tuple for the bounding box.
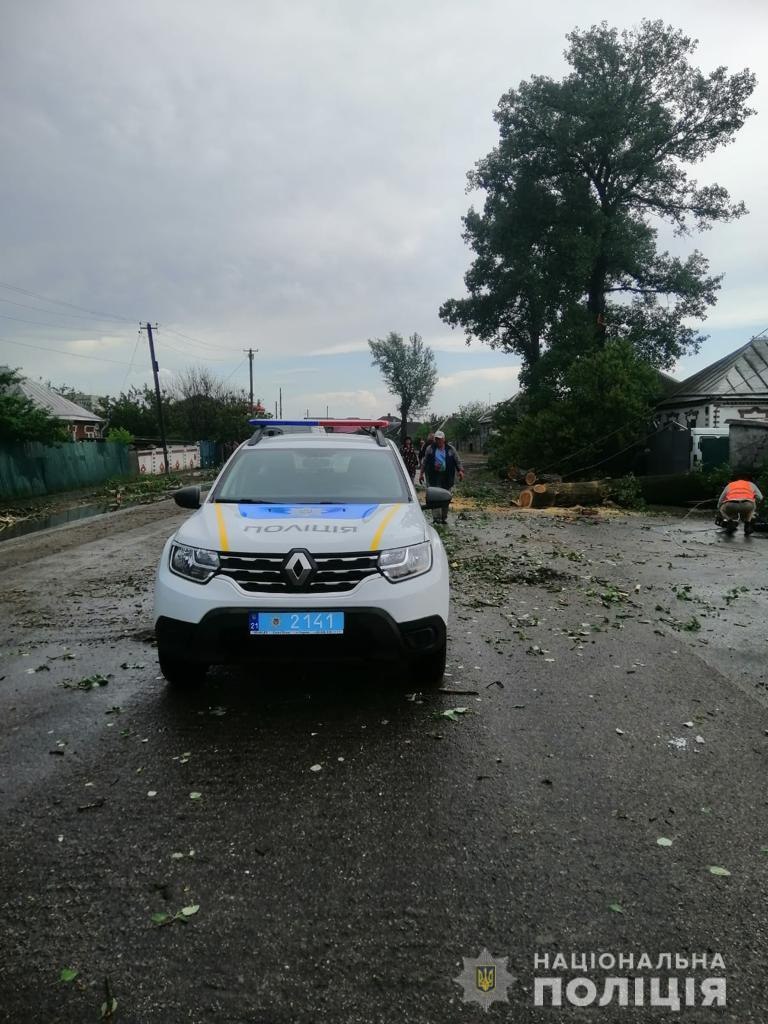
(379, 541, 432, 582)
(169, 543, 220, 583)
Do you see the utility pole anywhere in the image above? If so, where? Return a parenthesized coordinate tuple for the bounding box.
(144, 322, 170, 475)
(279, 387, 283, 419)
(274, 401, 278, 418)
(243, 348, 258, 412)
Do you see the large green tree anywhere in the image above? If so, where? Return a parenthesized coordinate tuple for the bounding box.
(441, 20, 756, 381)
(488, 339, 664, 474)
(0, 369, 68, 444)
(102, 385, 164, 440)
(451, 401, 489, 445)
(368, 332, 438, 447)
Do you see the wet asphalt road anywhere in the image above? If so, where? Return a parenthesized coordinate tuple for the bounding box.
(0, 498, 767, 1023)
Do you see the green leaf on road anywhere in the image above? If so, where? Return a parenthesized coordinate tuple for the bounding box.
(608, 902, 625, 913)
(151, 912, 172, 925)
(708, 866, 731, 877)
(434, 707, 469, 722)
(656, 837, 673, 847)
(179, 904, 199, 917)
(63, 674, 111, 691)
(189, 792, 202, 800)
(59, 967, 78, 982)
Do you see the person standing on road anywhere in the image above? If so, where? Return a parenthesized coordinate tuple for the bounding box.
(419, 430, 464, 523)
(401, 436, 419, 481)
(717, 474, 763, 535)
(418, 433, 434, 463)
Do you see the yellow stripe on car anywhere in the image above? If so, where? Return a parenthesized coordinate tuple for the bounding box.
(214, 503, 230, 552)
(369, 504, 401, 551)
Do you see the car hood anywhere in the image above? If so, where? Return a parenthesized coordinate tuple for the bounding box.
(175, 501, 428, 554)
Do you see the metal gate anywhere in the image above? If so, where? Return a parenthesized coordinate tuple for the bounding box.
(699, 435, 730, 472)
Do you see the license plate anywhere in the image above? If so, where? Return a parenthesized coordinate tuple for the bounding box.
(249, 611, 345, 636)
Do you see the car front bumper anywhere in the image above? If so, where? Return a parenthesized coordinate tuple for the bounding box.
(155, 608, 446, 666)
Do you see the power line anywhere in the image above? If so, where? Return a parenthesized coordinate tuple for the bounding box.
(0, 280, 134, 323)
(0, 279, 246, 358)
(159, 338, 241, 363)
(117, 330, 143, 392)
(0, 311, 135, 335)
(160, 324, 242, 354)
(223, 358, 247, 384)
(0, 295, 132, 323)
(0, 335, 135, 366)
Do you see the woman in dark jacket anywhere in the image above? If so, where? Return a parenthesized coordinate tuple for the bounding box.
(401, 436, 419, 480)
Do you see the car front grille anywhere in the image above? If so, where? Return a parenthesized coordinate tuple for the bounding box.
(217, 551, 382, 594)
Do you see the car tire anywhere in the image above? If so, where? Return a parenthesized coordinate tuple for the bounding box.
(158, 649, 208, 687)
(411, 641, 447, 689)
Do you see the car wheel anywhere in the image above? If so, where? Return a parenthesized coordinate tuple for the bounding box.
(410, 641, 447, 689)
(158, 649, 208, 687)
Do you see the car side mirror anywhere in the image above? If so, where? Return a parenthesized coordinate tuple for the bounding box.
(173, 485, 201, 510)
(424, 486, 452, 510)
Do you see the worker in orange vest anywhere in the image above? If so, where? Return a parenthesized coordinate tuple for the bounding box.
(717, 474, 763, 535)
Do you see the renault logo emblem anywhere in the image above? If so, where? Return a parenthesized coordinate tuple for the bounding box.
(283, 550, 314, 587)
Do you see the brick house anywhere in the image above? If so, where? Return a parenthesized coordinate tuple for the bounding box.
(17, 377, 105, 440)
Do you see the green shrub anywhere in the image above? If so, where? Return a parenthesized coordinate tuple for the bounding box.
(612, 473, 646, 509)
(106, 426, 134, 445)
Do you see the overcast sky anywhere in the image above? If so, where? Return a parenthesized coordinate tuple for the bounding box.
(1, 0, 765, 419)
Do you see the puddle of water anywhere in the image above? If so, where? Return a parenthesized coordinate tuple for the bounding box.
(0, 502, 124, 542)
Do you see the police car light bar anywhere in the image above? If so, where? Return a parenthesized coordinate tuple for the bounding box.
(248, 418, 390, 428)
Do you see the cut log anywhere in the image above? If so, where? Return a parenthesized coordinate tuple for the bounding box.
(537, 473, 563, 484)
(519, 480, 610, 508)
(506, 465, 520, 482)
(524, 470, 538, 486)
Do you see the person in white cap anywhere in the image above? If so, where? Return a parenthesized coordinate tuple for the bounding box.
(419, 430, 464, 523)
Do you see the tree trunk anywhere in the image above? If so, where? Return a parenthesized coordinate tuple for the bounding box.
(518, 480, 611, 508)
(399, 403, 409, 449)
(587, 246, 609, 347)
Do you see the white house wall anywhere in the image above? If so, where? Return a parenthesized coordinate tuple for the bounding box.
(662, 401, 768, 429)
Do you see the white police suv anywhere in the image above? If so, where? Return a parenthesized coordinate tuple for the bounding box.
(153, 420, 451, 687)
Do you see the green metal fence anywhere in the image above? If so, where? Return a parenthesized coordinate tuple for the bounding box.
(0, 441, 132, 499)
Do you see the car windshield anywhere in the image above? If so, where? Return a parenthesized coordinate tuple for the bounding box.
(213, 447, 410, 504)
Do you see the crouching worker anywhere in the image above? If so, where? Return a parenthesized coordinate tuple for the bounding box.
(717, 475, 763, 535)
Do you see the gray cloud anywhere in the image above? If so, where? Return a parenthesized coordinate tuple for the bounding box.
(0, 0, 766, 405)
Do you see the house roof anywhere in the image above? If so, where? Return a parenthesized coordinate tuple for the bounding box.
(17, 377, 104, 422)
(658, 336, 768, 408)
